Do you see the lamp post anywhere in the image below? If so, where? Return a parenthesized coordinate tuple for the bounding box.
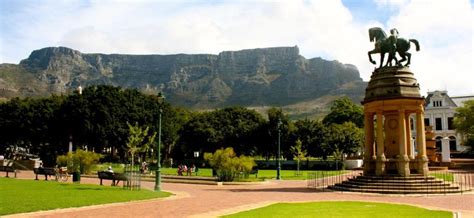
(155, 92, 165, 191)
(277, 118, 282, 180)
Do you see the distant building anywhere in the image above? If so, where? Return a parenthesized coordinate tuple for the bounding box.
(422, 90, 474, 153)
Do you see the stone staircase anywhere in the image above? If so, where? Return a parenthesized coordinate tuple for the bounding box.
(328, 174, 467, 194)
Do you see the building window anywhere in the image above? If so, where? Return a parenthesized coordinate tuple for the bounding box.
(435, 137, 442, 152)
(448, 117, 454, 130)
(449, 136, 457, 151)
(435, 118, 442, 130)
(433, 100, 443, 107)
(424, 118, 430, 127)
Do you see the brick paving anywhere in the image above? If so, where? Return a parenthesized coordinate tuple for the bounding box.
(5, 170, 474, 218)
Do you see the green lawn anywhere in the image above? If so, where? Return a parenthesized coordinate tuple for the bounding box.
(223, 201, 452, 218)
(160, 167, 346, 181)
(431, 172, 454, 182)
(0, 177, 171, 215)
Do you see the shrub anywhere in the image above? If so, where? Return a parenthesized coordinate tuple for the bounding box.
(204, 147, 255, 181)
(56, 149, 102, 174)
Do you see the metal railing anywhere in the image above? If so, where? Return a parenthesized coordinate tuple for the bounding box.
(124, 165, 141, 190)
(307, 170, 473, 195)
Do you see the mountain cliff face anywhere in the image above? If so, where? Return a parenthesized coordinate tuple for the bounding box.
(0, 46, 366, 112)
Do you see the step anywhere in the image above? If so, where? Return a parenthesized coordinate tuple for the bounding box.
(328, 186, 464, 194)
(335, 183, 460, 191)
(358, 175, 436, 180)
(351, 179, 440, 183)
(344, 180, 448, 187)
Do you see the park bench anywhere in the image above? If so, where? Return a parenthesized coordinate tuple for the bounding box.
(0, 166, 17, 178)
(98, 171, 128, 186)
(249, 168, 258, 178)
(33, 167, 56, 180)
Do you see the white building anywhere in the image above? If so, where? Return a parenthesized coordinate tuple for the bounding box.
(423, 90, 474, 153)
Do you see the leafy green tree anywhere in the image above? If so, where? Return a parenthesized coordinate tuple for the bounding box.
(204, 147, 255, 181)
(263, 107, 293, 160)
(56, 149, 102, 174)
(178, 106, 265, 157)
(290, 139, 307, 175)
(454, 100, 474, 150)
(323, 122, 364, 160)
(323, 97, 364, 128)
(292, 119, 326, 159)
(126, 123, 156, 170)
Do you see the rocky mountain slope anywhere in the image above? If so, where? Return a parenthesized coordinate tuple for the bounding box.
(0, 46, 366, 117)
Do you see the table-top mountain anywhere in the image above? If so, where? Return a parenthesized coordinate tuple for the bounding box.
(0, 46, 366, 116)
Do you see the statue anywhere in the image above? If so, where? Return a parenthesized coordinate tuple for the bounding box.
(368, 27, 420, 69)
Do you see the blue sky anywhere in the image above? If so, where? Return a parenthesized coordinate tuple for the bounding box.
(0, 0, 472, 95)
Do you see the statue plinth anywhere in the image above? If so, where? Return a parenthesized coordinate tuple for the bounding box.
(362, 66, 428, 177)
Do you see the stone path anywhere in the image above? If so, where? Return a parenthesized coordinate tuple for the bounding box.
(5, 171, 474, 218)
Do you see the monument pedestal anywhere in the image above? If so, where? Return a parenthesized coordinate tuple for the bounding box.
(397, 155, 410, 177)
(375, 155, 386, 176)
(362, 67, 428, 177)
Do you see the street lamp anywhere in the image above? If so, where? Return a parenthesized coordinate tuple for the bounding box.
(155, 92, 165, 191)
(277, 118, 282, 180)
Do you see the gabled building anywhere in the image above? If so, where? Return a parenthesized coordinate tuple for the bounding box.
(423, 90, 474, 152)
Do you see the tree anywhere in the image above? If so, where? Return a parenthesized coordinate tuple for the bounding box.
(178, 107, 265, 157)
(204, 147, 255, 181)
(323, 97, 364, 128)
(290, 139, 307, 175)
(323, 122, 364, 160)
(292, 119, 326, 159)
(126, 123, 156, 170)
(264, 107, 293, 160)
(56, 149, 102, 174)
(454, 100, 474, 150)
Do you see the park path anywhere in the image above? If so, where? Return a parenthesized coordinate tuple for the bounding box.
(5, 171, 474, 218)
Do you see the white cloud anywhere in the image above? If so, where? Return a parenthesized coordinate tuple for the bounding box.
(0, 0, 472, 96)
(385, 0, 473, 96)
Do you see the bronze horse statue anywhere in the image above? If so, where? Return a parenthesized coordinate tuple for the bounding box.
(368, 27, 420, 69)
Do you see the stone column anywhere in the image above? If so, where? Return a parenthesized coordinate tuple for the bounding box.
(397, 109, 410, 177)
(363, 112, 375, 175)
(416, 109, 429, 176)
(405, 114, 413, 159)
(375, 111, 386, 176)
(441, 137, 451, 162)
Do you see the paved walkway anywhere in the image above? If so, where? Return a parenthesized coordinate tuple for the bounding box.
(5, 171, 474, 218)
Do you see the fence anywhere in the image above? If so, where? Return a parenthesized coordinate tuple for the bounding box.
(307, 170, 474, 195)
(307, 170, 361, 190)
(124, 164, 141, 190)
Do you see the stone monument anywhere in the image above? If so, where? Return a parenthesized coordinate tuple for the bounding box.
(363, 27, 428, 177)
(329, 28, 465, 194)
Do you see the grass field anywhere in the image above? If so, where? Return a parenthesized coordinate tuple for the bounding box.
(431, 172, 454, 182)
(0, 177, 171, 215)
(91, 164, 347, 181)
(223, 201, 452, 218)
(159, 168, 346, 180)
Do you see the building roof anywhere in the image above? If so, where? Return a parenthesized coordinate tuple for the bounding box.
(452, 95, 474, 107)
(425, 90, 474, 108)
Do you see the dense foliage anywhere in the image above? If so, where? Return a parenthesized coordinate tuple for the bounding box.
(204, 147, 255, 181)
(0, 85, 364, 167)
(56, 149, 102, 174)
(454, 100, 474, 150)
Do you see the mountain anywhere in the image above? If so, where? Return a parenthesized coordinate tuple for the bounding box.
(0, 46, 366, 118)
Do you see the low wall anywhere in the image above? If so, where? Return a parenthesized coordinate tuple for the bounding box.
(344, 159, 363, 170)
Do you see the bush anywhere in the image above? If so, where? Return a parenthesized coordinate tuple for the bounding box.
(56, 149, 102, 174)
(204, 147, 255, 181)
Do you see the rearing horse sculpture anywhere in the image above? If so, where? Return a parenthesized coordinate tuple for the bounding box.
(368, 27, 420, 69)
